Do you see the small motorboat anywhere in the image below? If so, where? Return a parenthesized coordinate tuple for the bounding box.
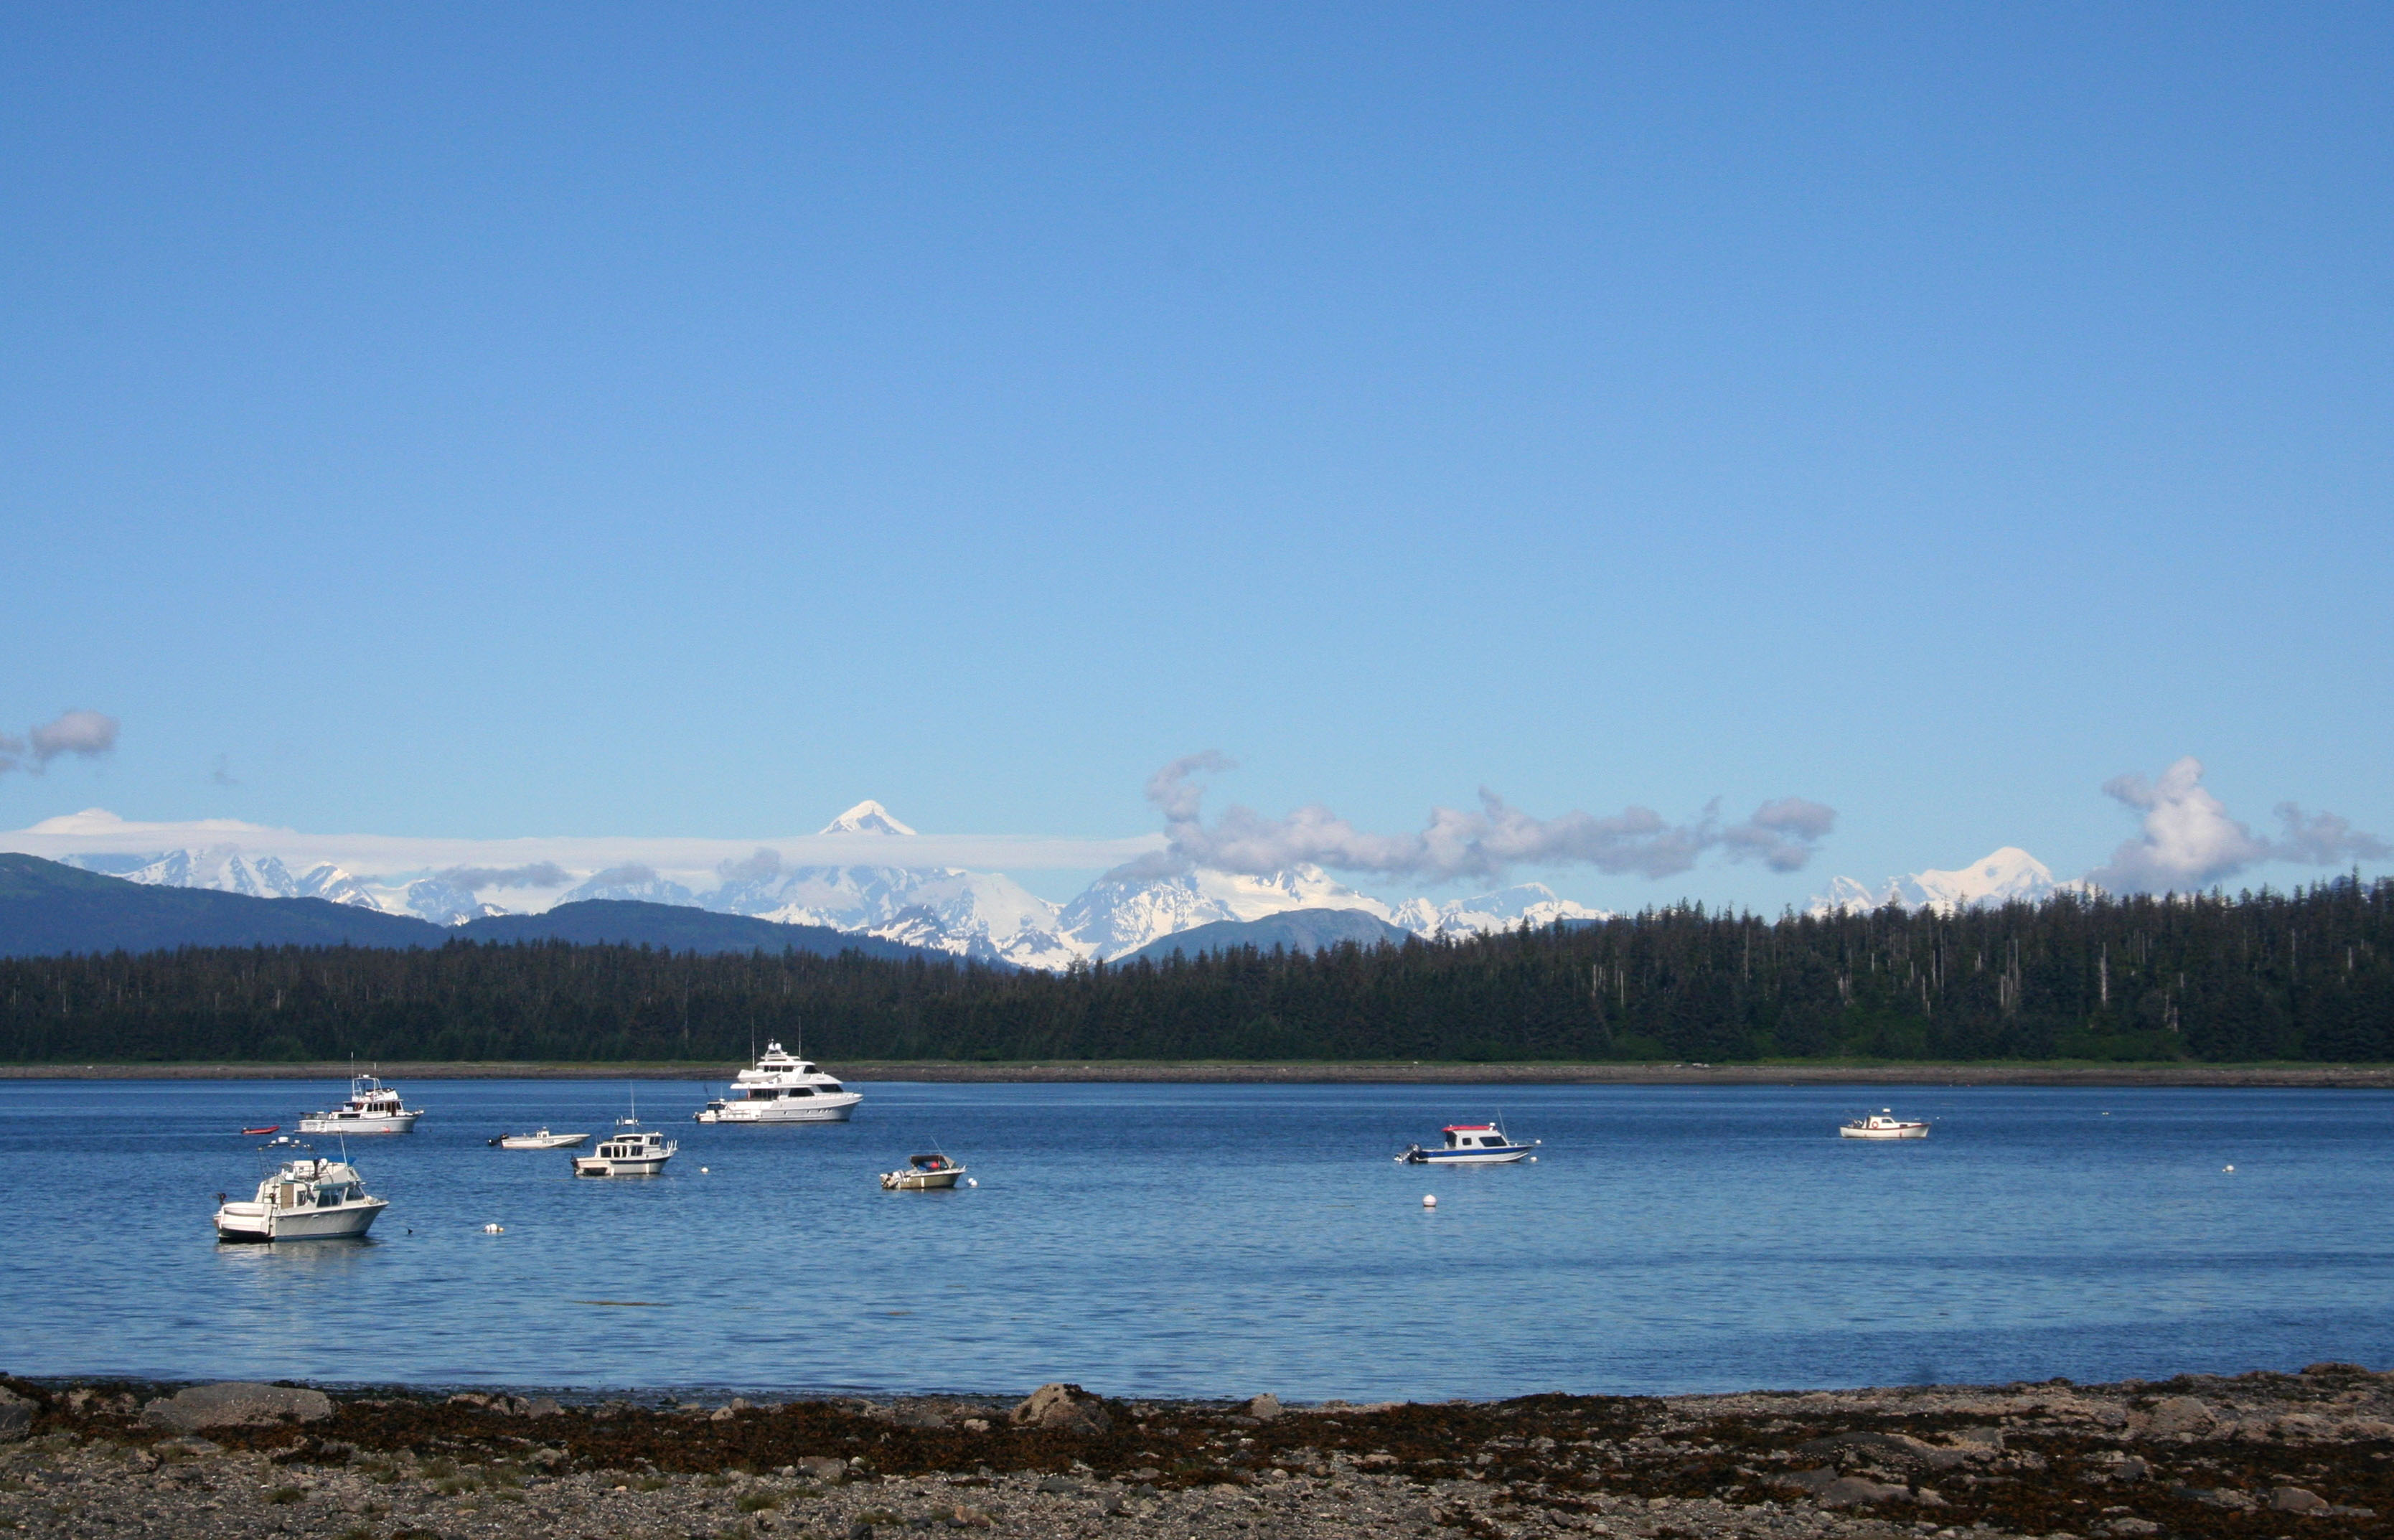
(240, 1125, 279, 1136)
(489, 1128, 589, 1150)
(1397, 1123, 1540, 1165)
(1840, 1109, 1930, 1140)
(214, 1149, 388, 1242)
(571, 1117, 677, 1176)
(879, 1152, 968, 1190)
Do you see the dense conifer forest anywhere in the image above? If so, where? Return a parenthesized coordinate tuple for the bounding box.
(2, 877, 2389, 1064)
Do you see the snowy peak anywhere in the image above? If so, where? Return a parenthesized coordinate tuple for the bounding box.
(1812, 846, 2070, 914)
(819, 801, 916, 836)
(558, 866, 697, 907)
(1057, 865, 1394, 959)
(60, 847, 506, 925)
(1387, 883, 1612, 936)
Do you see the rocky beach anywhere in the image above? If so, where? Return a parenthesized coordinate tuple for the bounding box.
(2, 1367, 2388, 1540)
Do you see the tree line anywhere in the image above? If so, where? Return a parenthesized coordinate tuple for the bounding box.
(2, 875, 2389, 1064)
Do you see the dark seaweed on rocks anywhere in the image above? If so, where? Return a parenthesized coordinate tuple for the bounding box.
(6, 1368, 2393, 1539)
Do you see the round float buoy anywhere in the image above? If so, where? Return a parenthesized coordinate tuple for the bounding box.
(965, 1178, 977, 1188)
(2223, 1164, 2235, 1173)
(699, 1166, 709, 1173)
(1422, 1193, 1437, 1208)
(482, 1224, 504, 1234)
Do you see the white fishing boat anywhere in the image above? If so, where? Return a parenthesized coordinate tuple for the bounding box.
(571, 1104, 677, 1175)
(298, 1073, 423, 1135)
(1839, 1109, 1930, 1140)
(1396, 1123, 1540, 1165)
(694, 1039, 862, 1123)
(214, 1150, 388, 1242)
(879, 1152, 968, 1190)
(489, 1128, 588, 1150)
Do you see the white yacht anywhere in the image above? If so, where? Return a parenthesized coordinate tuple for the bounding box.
(298, 1074, 423, 1135)
(695, 1041, 862, 1123)
(214, 1151, 388, 1242)
(1840, 1109, 1930, 1140)
(572, 1119, 677, 1176)
(1396, 1123, 1541, 1165)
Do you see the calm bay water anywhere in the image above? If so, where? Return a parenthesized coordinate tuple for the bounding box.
(4, 1079, 2389, 1401)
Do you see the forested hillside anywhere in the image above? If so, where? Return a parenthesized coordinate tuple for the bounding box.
(2, 877, 2388, 1064)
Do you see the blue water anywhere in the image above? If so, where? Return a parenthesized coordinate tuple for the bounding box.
(3, 1079, 2390, 1401)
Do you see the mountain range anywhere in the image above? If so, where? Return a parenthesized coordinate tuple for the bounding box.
(1809, 846, 2085, 914)
(1113, 906, 1416, 964)
(0, 855, 961, 962)
(56, 801, 1612, 969)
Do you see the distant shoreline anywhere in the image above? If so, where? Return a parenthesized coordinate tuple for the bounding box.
(1, 1058, 2388, 1086)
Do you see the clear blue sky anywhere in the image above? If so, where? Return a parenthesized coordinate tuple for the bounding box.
(4, 3, 2388, 909)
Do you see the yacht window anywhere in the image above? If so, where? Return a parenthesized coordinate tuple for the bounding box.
(789, 1086, 812, 1096)
(820, 1081, 843, 1092)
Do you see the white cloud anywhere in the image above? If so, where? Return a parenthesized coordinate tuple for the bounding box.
(1, 709, 119, 775)
(438, 862, 571, 890)
(2085, 756, 2388, 893)
(1108, 753, 1836, 884)
(0, 807, 1161, 890)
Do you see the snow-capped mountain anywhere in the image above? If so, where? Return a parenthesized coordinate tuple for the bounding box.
(1811, 847, 2078, 914)
(1387, 883, 1611, 936)
(703, 803, 1081, 969)
(820, 799, 916, 836)
(558, 866, 698, 907)
(55, 802, 1624, 966)
(60, 848, 504, 924)
(1057, 865, 1395, 959)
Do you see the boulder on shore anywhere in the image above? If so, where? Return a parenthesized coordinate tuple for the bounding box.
(142, 1382, 333, 1432)
(2146, 1396, 2214, 1437)
(0, 1387, 32, 1442)
(1009, 1383, 1111, 1436)
(1245, 1393, 1282, 1422)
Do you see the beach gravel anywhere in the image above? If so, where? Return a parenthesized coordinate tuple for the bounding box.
(2, 1365, 2390, 1539)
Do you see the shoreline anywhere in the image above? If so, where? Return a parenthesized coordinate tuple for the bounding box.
(1, 1058, 2391, 1086)
(4, 1366, 2388, 1540)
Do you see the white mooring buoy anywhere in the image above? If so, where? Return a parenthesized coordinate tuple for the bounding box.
(965, 1178, 977, 1188)
(2224, 1165, 2235, 1173)
(1422, 1193, 1437, 1208)
(482, 1224, 504, 1234)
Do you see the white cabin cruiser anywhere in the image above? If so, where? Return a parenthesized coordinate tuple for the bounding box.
(1840, 1109, 1930, 1140)
(1397, 1123, 1540, 1165)
(879, 1152, 968, 1190)
(298, 1074, 423, 1135)
(489, 1128, 588, 1150)
(214, 1151, 388, 1242)
(572, 1119, 677, 1175)
(695, 1041, 862, 1123)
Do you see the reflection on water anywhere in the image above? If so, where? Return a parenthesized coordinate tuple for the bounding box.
(3, 1078, 2392, 1399)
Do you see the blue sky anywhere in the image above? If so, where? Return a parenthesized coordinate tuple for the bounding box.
(3, 3, 2388, 909)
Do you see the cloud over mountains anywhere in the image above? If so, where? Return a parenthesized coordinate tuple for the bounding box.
(2087, 757, 2388, 893)
(1110, 753, 1837, 884)
(1818, 756, 2385, 911)
(0, 709, 118, 776)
